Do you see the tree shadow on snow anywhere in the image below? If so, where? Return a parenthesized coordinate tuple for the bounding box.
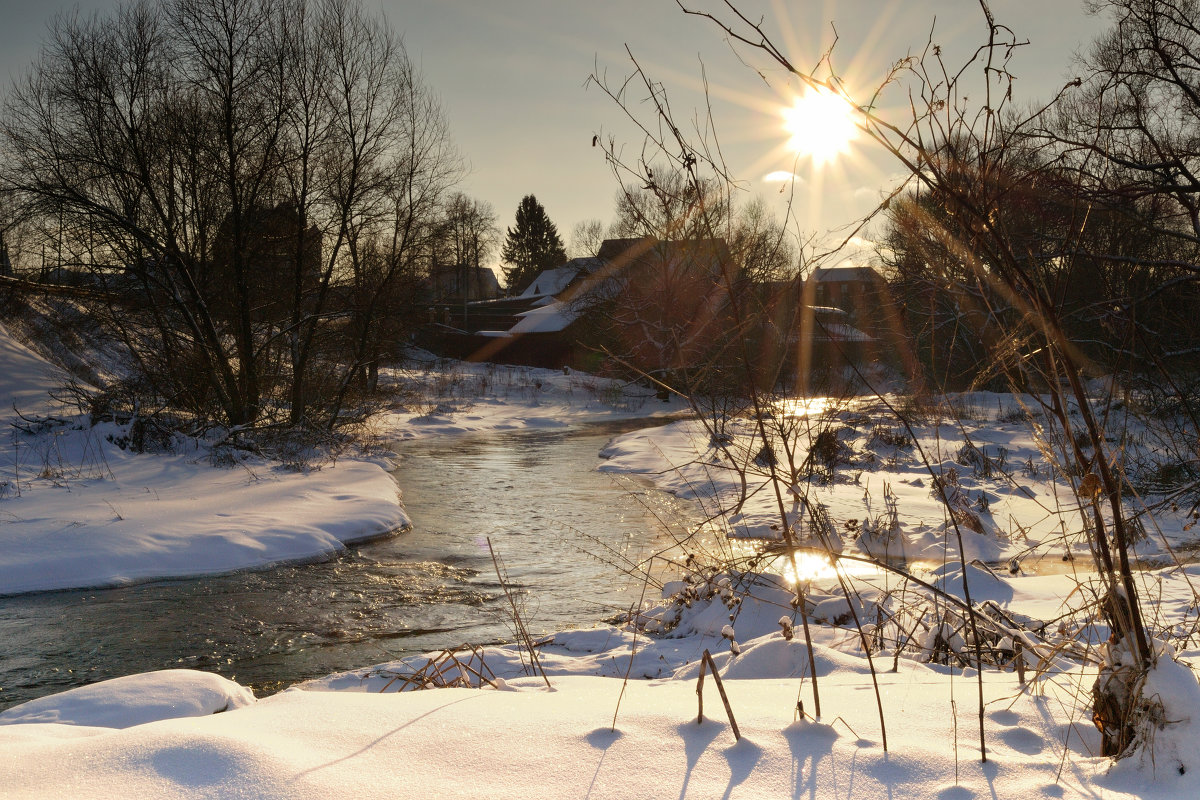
(675, 719, 724, 800)
(719, 736, 763, 800)
(783, 720, 839, 800)
(583, 727, 623, 800)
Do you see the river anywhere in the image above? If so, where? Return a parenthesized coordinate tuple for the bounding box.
(0, 420, 702, 711)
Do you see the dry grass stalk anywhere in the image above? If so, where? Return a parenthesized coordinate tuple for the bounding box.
(487, 536, 552, 688)
(696, 649, 741, 741)
(376, 644, 499, 691)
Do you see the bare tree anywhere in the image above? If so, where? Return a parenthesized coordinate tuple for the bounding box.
(1045, 0, 1200, 395)
(429, 192, 499, 298)
(1064, 0, 1200, 244)
(0, 0, 459, 431)
(608, 172, 731, 243)
(568, 218, 606, 259)
(317, 0, 460, 401)
(588, 174, 796, 393)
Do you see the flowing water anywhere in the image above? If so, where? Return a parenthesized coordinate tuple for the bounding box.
(0, 420, 704, 711)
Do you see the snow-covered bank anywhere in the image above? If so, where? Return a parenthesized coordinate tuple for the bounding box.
(0, 671, 1104, 800)
(597, 397, 1200, 564)
(377, 352, 689, 439)
(0, 330, 682, 596)
(0, 670, 255, 728)
(8, 322, 1200, 798)
(0, 437, 407, 595)
(0, 321, 413, 595)
(0, 320, 67, 416)
(6, 566, 1200, 800)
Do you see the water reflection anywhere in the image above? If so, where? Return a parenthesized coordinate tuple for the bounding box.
(0, 420, 702, 710)
(771, 396, 835, 418)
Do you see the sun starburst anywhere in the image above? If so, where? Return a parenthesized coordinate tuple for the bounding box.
(782, 86, 859, 166)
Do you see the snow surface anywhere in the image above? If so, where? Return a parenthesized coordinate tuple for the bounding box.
(5, 568, 1200, 798)
(0, 331, 686, 595)
(0, 321, 411, 594)
(0, 670, 1115, 799)
(0, 320, 68, 416)
(596, 398, 1200, 563)
(378, 353, 688, 440)
(6, 323, 1200, 798)
(0, 670, 255, 729)
(508, 299, 579, 333)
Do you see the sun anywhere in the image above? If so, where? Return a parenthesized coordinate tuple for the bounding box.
(782, 86, 858, 166)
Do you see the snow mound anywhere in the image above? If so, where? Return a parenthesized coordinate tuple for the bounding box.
(673, 634, 899, 681)
(725, 507, 801, 540)
(0, 669, 255, 729)
(926, 561, 1014, 604)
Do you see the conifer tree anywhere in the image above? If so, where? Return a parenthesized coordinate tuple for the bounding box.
(500, 194, 567, 293)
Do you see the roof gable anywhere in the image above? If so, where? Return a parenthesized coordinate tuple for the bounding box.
(810, 266, 882, 283)
(517, 257, 604, 299)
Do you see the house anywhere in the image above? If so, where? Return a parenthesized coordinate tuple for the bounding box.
(426, 262, 501, 303)
(790, 265, 913, 393)
(423, 257, 603, 335)
(803, 265, 891, 338)
(415, 242, 914, 395)
(210, 203, 322, 323)
(591, 237, 736, 377)
(413, 238, 737, 375)
(517, 256, 605, 299)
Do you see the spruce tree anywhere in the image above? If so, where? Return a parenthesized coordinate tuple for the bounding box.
(501, 194, 567, 293)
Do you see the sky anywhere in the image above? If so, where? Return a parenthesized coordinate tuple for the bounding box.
(0, 0, 1110, 270)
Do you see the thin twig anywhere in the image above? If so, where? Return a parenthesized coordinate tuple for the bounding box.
(487, 537, 551, 689)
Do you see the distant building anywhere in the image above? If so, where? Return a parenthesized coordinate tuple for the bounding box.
(427, 262, 502, 303)
(211, 203, 322, 322)
(793, 265, 913, 393)
(516, 256, 606, 302)
(415, 237, 737, 375)
(804, 266, 892, 338)
(415, 246, 917, 394)
(590, 237, 736, 376)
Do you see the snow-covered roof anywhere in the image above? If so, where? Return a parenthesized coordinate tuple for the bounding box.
(809, 266, 882, 283)
(517, 258, 604, 299)
(508, 301, 579, 334)
(518, 267, 577, 299)
(815, 322, 875, 342)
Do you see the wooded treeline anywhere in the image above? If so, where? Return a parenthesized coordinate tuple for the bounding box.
(880, 0, 1200, 400)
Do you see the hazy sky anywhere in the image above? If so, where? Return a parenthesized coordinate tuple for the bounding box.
(0, 0, 1110, 268)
